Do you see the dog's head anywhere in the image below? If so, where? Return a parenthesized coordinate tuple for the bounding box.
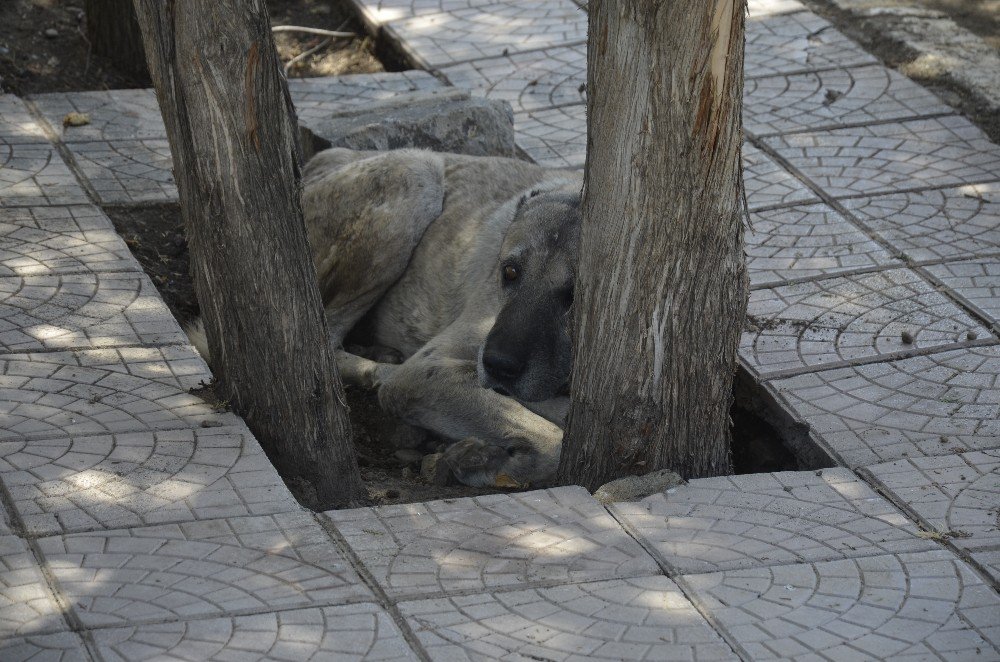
(477, 184, 582, 402)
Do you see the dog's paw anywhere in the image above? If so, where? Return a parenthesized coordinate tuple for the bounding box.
(441, 438, 529, 489)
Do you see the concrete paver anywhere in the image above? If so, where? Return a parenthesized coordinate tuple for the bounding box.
(0, 96, 49, 144)
(64, 140, 176, 206)
(925, 258, 1000, 328)
(30, 89, 166, 143)
(0, 632, 90, 662)
(744, 12, 878, 78)
(514, 105, 586, 169)
(0, 142, 89, 207)
(743, 143, 820, 210)
(289, 70, 443, 125)
(0, 534, 66, 637)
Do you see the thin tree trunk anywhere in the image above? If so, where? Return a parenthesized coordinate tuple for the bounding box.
(558, 0, 749, 489)
(85, 0, 149, 78)
(132, 0, 365, 508)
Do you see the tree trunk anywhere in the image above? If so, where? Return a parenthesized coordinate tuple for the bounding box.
(85, 0, 149, 78)
(132, 0, 365, 508)
(557, 0, 749, 489)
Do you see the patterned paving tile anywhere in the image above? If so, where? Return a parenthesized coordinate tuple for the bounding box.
(0, 425, 299, 536)
(865, 450, 1000, 582)
(327, 486, 658, 598)
(925, 258, 1000, 327)
(515, 105, 586, 169)
(37, 512, 371, 628)
(0, 346, 239, 443)
(0, 95, 49, 144)
(842, 182, 1000, 263)
(439, 43, 586, 114)
(744, 65, 952, 136)
(400, 576, 736, 661)
(0, 632, 89, 662)
(349, 0, 490, 26)
(288, 70, 442, 125)
(0, 272, 186, 353)
(685, 550, 1000, 660)
(770, 345, 1000, 467)
(748, 0, 806, 18)
(65, 140, 176, 205)
(0, 206, 139, 277)
(92, 603, 415, 661)
(742, 268, 992, 375)
(746, 203, 898, 287)
(0, 142, 89, 207)
(745, 12, 878, 79)
(387, 1, 587, 67)
(0, 535, 66, 637)
(613, 469, 934, 575)
(30, 89, 165, 142)
(762, 116, 1000, 199)
(743, 144, 819, 211)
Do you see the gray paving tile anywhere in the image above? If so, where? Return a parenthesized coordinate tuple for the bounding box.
(0, 272, 186, 353)
(613, 469, 934, 575)
(745, 12, 878, 78)
(743, 144, 819, 211)
(400, 576, 736, 661)
(841, 182, 1000, 263)
(748, 0, 806, 18)
(439, 43, 586, 114)
(0, 535, 66, 637)
(762, 116, 1000, 198)
(0, 205, 139, 277)
(925, 258, 1000, 327)
(770, 345, 1000, 467)
(685, 550, 1000, 660)
(92, 603, 416, 661)
(515, 105, 585, 169)
(0, 95, 49, 144)
(864, 450, 1000, 583)
(30, 89, 165, 142)
(326, 486, 658, 599)
(65, 140, 176, 205)
(747, 203, 898, 287)
(0, 425, 300, 536)
(0, 346, 239, 443)
(0, 142, 89, 207)
(349, 0, 488, 25)
(288, 70, 442, 125)
(37, 512, 372, 628)
(743, 268, 992, 376)
(0, 632, 90, 662)
(744, 65, 952, 136)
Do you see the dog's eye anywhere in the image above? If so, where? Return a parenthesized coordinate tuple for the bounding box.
(503, 265, 520, 282)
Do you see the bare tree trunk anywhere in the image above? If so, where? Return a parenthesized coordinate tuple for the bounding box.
(85, 0, 149, 78)
(132, 0, 365, 508)
(558, 0, 749, 489)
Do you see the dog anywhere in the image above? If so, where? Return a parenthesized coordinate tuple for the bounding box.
(191, 148, 583, 487)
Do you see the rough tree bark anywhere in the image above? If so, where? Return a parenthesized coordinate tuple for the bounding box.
(85, 0, 149, 78)
(557, 0, 749, 489)
(132, 0, 365, 507)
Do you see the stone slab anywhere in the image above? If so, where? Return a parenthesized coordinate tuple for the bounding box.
(0, 632, 89, 662)
(0, 205, 139, 277)
(743, 144, 819, 211)
(745, 12, 879, 79)
(841, 182, 1000, 263)
(30, 89, 166, 142)
(37, 512, 372, 628)
(348, 0, 488, 26)
(289, 70, 443, 125)
(0, 346, 239, 443)
(515, 105, 586, 169)
(0, 95, 49, 144)
(742, 268, 992, 376)
(744, 64, 952, 136)
(770, 345, 1000, 467)
(685, 550, 1000, 660)
(92, 603, 416, 661)
(748, 0, 806, 18)
(400, 576, 737, 661)
(612, 468, 933, 575)
(0, 534, 67, 637)
(762, 116, 1000, 199)
(0, 142, 89, 207)
(925, 258, 1000, 328)
(0, 272, 186, 353)
(326, 486, 658, 599)
(65, 140, 176, 205)
(0, 425, 300, 536)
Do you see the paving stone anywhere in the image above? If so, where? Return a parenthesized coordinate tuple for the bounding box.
(92, 603, 415, 661)
(746, 203, 898, 287)
(37, 512, 371, 628)
(842, 182, 1000, 263)
(0, 95, 49, 144)
(0, 205, 139, 277)
(387, 1, 587, 67)
(743, 144, 819, 211)
(745, 12, 878, 78)
(327, 486, 658, 598)
(30, 89, 165, 142)
(925, 258, 1000, 327)
(864, 450, 1000, 582)
(515, 105, 586, 169)
(0, 632, 90, 662)
(0, 142, 89, 207)
(762, 116, 1000, 198)
(65, 140, 176, 205)
(744, 64, 952, 136)
(400, 576, 736, 661)
(685, 550, 1000, 660)
(349, 0, 486, 26)
(0, 535, 67, 637)
(770, 345, 1000, 467)
(742, 268, 992, 375)
(439, 43, 586, 114)
(288, 70, 443, 125)
(0, 346, 239, 443)
(0, 272, 186, 353)
(612, 469, 933, 575)
(0, 425, 299, 536)
(748, 0, 806, 17)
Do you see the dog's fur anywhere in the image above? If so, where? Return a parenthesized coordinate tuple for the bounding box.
(191, 148, 583, 487)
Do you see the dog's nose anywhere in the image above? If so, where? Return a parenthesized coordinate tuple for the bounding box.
(483, 350, 525, 385)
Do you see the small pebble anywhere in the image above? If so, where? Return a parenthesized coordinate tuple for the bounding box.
(44, 28, 59, 38)
(900, 330, 914, 344)
(967, 330, 978, 341)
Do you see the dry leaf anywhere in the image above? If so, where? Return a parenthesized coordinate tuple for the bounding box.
(63, 112, 91, 127)
(494, 473, 524, 489)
